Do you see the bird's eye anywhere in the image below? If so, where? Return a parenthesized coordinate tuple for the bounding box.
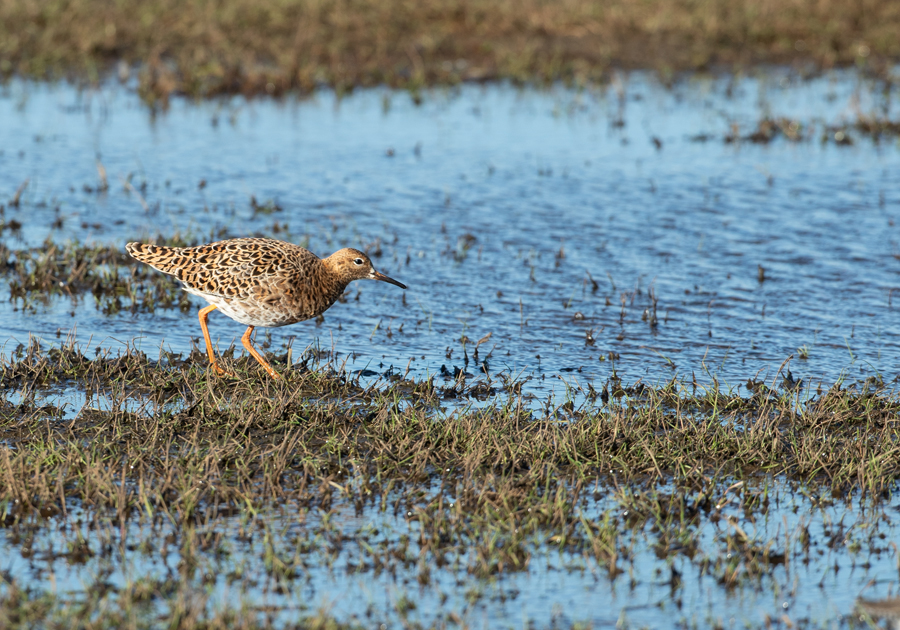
(353, 258, 365, 265)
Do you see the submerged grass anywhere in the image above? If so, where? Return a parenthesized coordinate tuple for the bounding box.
(1, 337, 899, 626)
(0, 234, 218, 315)
(1, 0, 900, 103)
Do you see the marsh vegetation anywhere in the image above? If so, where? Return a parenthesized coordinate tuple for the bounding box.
(3, 335, 900, 628)
(2, 0, 900, 104)
(1, 12, 900, 624)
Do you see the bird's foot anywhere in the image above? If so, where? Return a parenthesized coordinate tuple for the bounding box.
(261, 365, 281, 380)
(210, 362, 237, 378)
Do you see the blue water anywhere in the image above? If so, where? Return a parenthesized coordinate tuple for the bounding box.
(1, 72, 899, 397)
(2, 70, 900, 627)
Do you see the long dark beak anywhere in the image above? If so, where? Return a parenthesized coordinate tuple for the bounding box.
(370, 270, 407, 289)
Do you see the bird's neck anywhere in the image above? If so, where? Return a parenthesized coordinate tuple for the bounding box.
(317, 257, 351, 305)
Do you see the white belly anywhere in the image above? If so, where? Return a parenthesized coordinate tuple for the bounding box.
(185, 288, 298, 328)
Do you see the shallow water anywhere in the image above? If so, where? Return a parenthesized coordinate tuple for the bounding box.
(1, 71, 900, 397)
(2, 70, 900, 627)
(2, 478, 894, 628)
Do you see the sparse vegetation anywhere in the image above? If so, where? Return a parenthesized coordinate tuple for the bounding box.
(0, 235, 216, 315)
(1, 333, 899, 627)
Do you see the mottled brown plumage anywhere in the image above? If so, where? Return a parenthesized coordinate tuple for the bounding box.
(126, 237, 406, 379)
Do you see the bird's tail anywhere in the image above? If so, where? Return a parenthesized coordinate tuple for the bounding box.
(126, 242, 186, 277)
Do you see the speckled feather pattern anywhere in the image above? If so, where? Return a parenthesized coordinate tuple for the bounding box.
(126, 238, 357, 327)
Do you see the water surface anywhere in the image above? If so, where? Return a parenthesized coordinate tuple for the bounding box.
(1, 72, 899, 396)
(2, 71, 900, 627)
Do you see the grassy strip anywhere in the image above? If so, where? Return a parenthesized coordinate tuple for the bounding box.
(2, 339, 899, 526)
(0, 580, 363, 630)
(1, 0, 899, 103)
(0, 341, 897, 626)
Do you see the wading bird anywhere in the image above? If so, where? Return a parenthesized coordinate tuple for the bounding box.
(127, 238, 406, 379)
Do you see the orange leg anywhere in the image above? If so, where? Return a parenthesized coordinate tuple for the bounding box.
(241, 326, 280, 380)
(198, 304, 235, 377)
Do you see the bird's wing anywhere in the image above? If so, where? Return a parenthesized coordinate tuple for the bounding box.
(136, 238, 314, 300)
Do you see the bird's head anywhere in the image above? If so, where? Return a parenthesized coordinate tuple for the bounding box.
(326, 248, 407, 289)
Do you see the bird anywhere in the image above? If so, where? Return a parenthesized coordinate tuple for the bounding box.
(126, 237, 406, 379)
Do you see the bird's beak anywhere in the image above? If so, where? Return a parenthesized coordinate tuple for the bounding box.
(370, 270, 407, 289)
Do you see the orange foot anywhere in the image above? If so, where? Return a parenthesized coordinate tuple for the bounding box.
(242, 326, 281, 380)
(210, 362, 237, 378)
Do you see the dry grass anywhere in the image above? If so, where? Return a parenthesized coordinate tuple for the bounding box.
(1, 0, 899, 103)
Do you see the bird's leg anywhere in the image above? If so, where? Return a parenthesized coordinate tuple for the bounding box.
(198, 304, 235, 377)
(241, 326, 281, 380)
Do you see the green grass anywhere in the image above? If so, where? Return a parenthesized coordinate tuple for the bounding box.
(3, 336, 900, 513)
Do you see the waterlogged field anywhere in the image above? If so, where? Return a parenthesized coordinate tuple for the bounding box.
(1, 71, 900, 628)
